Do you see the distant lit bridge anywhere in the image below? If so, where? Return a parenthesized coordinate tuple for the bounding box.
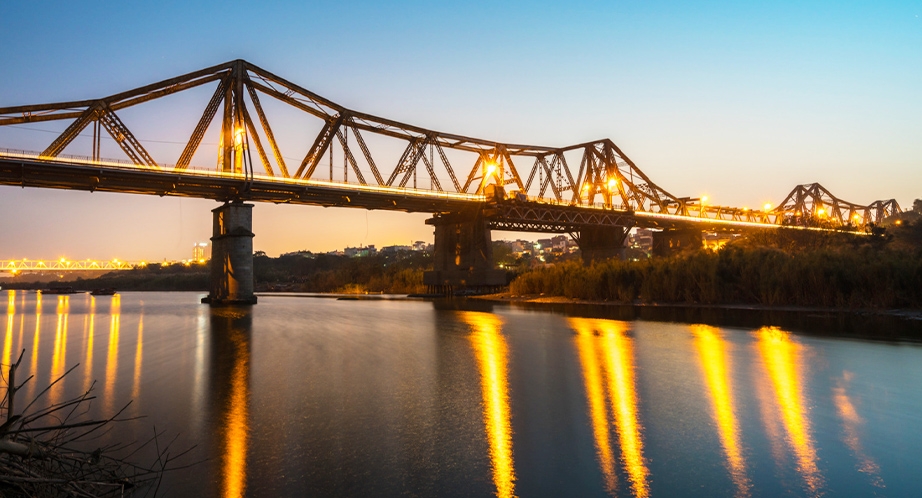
(0, 60, 905, 301)
(1, 259, 138, 272)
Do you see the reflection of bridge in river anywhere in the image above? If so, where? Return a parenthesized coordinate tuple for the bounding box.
(0, 60, 904, 302)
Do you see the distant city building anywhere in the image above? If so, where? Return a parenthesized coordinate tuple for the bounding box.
(702, 232, 740, 251)
(344, 245, 376, 257)
(280, 250, 314, 258)
(412, 241, 428, 251)
(380, 245, 412, 255)
(627, 228, 654, 254)
(192, 242, 209, 262)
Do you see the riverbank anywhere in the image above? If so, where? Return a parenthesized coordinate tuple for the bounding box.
(473, 291, 922, 319)
(468, 291, 922, 340)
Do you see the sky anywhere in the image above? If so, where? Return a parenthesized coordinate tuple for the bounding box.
(0, 0, 919, 261)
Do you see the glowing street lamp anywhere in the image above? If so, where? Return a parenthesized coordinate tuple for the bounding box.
(234, 126, 245, 147)
(763, 203, 772, 211)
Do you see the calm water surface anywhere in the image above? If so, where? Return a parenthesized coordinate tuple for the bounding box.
(2, 290, 921, 497)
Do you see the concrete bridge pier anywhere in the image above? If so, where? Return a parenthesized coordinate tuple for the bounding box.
(423, 210, 507, 295)
(202, 201, 258, 306)
(575, 226, 630, 264)
(652, 228, 702, 257)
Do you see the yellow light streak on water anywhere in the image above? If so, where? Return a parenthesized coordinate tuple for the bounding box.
(104, 295, 121, 411)
(691, 325, 750, 497)
(50, 296, 69, 403)
(459, 311, 516, 498)
(132, 315, 144, 400)
(4, 291, 14, 376)
(223, 320, 250, 498)
(833, 372, 884, 489)
(29, 296, 42, 400)
(596, 319, 649, 498)
(571, 318, 618, 495)
(84, 297, 96, 393)
(755, 326, 822, 495)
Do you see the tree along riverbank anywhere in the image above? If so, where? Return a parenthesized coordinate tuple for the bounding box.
(510, 220, 922, 309)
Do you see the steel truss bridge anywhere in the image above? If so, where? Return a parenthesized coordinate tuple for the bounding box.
(0, 59, 902, 234)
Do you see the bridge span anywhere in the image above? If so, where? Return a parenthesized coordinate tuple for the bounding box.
(0, 60, 903, 303)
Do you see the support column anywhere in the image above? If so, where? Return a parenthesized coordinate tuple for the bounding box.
(203, 201, 257, 305)
(575, 225, 629, 264)
(652, 229, 702, 257)
(423, 210, 507, 294)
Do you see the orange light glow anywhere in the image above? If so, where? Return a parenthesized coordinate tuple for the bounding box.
(4, 292, 14, 378)
(572, 319, 618, 494)
(104, 295, 121, 412)
(691, 325, 750, 497)
(132, 316, 144, 399)
(223, 320, 251, 498)
(84, 297, 95, 392)
(28, 294, 42, 400)
(50, 296, 69, 403)
(459, 311, 516, 498)
(570, 317, 649, 498)
(755, 326, 822, 495)
(833, 372, 884, 489)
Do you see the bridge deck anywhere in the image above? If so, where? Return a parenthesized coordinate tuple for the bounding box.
(0, 153, 785, 233)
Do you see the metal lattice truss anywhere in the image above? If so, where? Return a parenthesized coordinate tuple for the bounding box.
(1, 259, 136, 272)
(0, 60, 902, 230)
(773, 183, 901, 227)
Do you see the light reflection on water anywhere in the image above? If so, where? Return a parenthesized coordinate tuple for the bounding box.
(755, 326, 823, 496)
(832, 371, 884, 489)
(570, 318, 650, 498)
(691, 324, 750, 497)
(459, 311, 516, 498)
(0, 290, 920, 497)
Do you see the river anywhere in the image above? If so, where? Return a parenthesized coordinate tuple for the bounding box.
(2, 290, 921, 497)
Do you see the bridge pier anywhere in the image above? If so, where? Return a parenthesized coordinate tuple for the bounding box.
(423, 210, 506, 294)
(574, 226, 630, 264)
(202, 201, 257, 306)
(652, 229, 702, 257)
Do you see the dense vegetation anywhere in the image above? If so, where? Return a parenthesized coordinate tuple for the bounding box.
(510, 219, 922, 309)
(253, 250, 429, 294)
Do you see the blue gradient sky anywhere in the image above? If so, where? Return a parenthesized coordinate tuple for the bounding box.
(1, 1, 919, 260)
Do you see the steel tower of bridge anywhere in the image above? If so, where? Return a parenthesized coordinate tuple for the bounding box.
(0, 60, 904, 302)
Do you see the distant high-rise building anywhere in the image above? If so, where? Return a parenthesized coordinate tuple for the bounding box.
(193, 242, 209, 263)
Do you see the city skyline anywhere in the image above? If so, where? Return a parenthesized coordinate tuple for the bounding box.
(1, 1, 919, 260)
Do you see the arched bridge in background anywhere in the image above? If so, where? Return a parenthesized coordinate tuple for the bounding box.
(0, 60, 904, 303)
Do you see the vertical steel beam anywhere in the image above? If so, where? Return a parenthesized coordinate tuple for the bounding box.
(245, 82, 288, 177)
(241, 105, 274, 177)
(40, 106, 99, 158)
(350, 125, 383, 185)
(176, 77, 229, 171)
(295, 114, 343, 179)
